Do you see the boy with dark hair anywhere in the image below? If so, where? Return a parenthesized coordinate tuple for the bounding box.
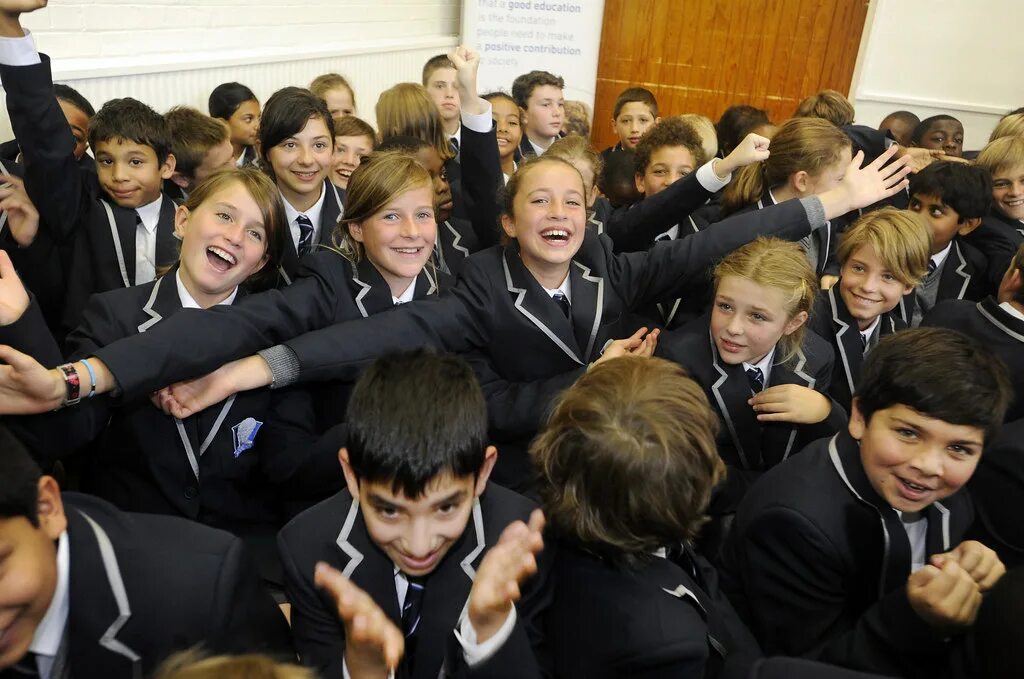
(601, 86, 660, 161)
(0, 424, 291, 676)
(278, 350, 548, 679)
(910, 114, 965, 158)
(721, 327, 1012, 679)
(510, 70, 565, 158)
(596, 145, 640, 208)
(164, 105, 235, 199)
(903, 161, 992, 325)
(879, 110, 920, 148)
(0, 4, 179, 336)
(0, 82, 93, 166)
(422, 53, 461, 150)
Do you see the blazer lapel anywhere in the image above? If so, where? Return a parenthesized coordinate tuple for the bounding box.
(828, 287, 862, 400)
(707, 329, 762, 470)
(154, 194, 179, 269)
(67, 507, 142, 678)
(925, 501, 954, 555)
(568, 260, 604, 361)
(413, 266, 439, 299)
(761, 350, 814, 467)
(319, 180, 344, 246)
(502, 246, 583, 364)
(334, 499, 403, 624)
(939, 240, 971, 301)
(100, 199, 136, 288)
(350, 257, 397, 318)
(977, 296, 1024, 343)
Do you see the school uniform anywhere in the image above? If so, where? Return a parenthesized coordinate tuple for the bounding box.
(20, 491, 292, 679)
(277, 484, 551, 679)
(278, 179, 345, 283)
(236, 144, 258, 167)
(5, 269, 339, 583)
(898, 237, 989, 326)
(588, 195, 613, 235)
(516, 131, 563, 160)
(0, 53, 183, 337)
(543, 541, 761, 679)
(719, 430, 974, 679)
(923, 296, 1024, 421)
(808, 284, 905, 413)
(657, 315, 846, 519)
(598, 141, 624, 166)
(162, 177, 189, 203)
(966, 209, 1024, 292)
(964, 417, 1024, 569)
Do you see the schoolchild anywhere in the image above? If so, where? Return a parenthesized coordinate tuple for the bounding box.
(715, 105, 769, 158)
(720, 328, 1011, 678)
(310, 72, 356, 118)
(277, 350, 548, 678)
(421, 54, 461, 148)
(0, 82, 93, 172)
(910, 114, 965, 158)
(164, 106, 235, 200)
(596, 146, 640, 209)
(793, 89, 856, 127)
(510, 70, 565, 158)
(901, 161, 992, 326)
(208, 81, 261, 167)
(329, 115, 375, 194)
(0, 426, 292, 677)
(482, 91, 521, 183)
(601, 86, 660, 161)
(678, 112, 719, 161)
(974, 135, 1024, 255)
(657, 238, 847, 526)
(544, 135, 611, 232)
(809, 207, 930, 412)
(879, 110, 920, 148)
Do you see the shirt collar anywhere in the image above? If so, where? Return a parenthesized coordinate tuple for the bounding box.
(743, 347, 775, 384)
(391, 275, 419, 305)
(283, 182, 327, 231)
(541, 273, 572, 303)
(451, 126, 462, 147)
(529, 136, 555, 157)
(999, 301, 1024, 323)
(931, 241, 953, 271)
(859, 314, 881, 340)
(175, 269, 238, 309)
(135, 194, 163, 233)
(30, 531, 69, 659)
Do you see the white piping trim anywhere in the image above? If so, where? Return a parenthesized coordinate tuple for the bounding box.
(101, 200, 131, 288)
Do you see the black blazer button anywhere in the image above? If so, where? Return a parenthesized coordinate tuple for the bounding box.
(184, 485, 198, 499)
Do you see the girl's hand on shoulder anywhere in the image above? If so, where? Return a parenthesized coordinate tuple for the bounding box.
(0, 250, 29, 326)
(717, 132, 771, 175)
(749, 384, 831, 424)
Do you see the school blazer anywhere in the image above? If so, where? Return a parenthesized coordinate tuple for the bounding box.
(278, 179, 346, 282)
(656, 315, 847, 515)
(433, 216, 480, 278)
(278, 485, 551, 679)
(719, 431, 974, 679)
(91, 249, 451, 401)
(808, 284, 905, 413)
(964, 417, 1024, 570)
(57, 492, 291, 679)
(449, 118, 504, 251)
(4, 272, 338, 555)
(923, 296, 1024, 422)
(603, 169, 716, 253)
(896, 237, 989, 325)
(543, 541, 762, 679)
(966, 210, 1024, 292)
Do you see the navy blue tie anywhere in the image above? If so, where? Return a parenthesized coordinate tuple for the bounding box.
(746, 367, 765, 394)
(551, 291, 571, 318)
(296, 214, 315, 258)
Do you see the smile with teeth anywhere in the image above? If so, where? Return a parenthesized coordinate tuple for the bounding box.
(292, 169, 318, 181)
(541, 228, 570, 242)
(851, 292, 881, 304)
(207, 246, 237, 268)
(392, 246, 423, 255)
(1004, 198, 1024, 206)
(898, 476, 933, 493)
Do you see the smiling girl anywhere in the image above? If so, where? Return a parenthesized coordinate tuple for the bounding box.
(208, 82, 260, 167)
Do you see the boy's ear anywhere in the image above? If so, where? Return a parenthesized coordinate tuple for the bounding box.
(634, 172, 646, 196)
(338, 448, 361, 499)
(169, 172, 190, 190)
(473, 445, 498, 498)
(173, 204, 190, 239)
(654, 116, 662, 125)
(848, 398, 867, 441)
(783, 310, 809, 335)
(957, 216, 982, 237)
(160, 153, 177, 180)
(998, 262, 1023, 303)
(36, 476, 67, 541)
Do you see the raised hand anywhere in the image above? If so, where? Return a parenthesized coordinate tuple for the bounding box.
(448, 45, 484, 114)
(0, 344, 64, 414)
(818, 145, 912, 220)
(0, 0, 45, 37)
(0, 174, 40, 246)
(0, 250, 29, 326)
(468, 509, 545, 643)
(716, 132, 771, 176)
(315, 562, 403, 678)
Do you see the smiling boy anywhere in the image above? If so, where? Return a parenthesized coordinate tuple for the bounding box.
(721, 328, 1012, 679)
(277, 350, 549, 678)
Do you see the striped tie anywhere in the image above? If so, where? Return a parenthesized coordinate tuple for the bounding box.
(296, 214, 315, 258)
(746, 367, 765, 394)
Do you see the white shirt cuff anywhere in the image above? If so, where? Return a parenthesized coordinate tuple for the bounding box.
(695, 159, 730, 192)
(455, 604, 518, 667)
(0, 30, 40, 66)
(461, 100, 494, 134)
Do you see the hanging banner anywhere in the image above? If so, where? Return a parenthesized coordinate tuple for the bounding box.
(461, 0, 606, 110)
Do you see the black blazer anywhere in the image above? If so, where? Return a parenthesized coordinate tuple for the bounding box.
(657, 314, 846, 516)
(278, 485, 550, 679)
(543, 541, 761, 679)
(808, 284, 905, 413)
(965, 417, 1024, 569)
(603, 169, 716, 253)
(278, 179, 346, 282)
(61, 492, 291, 677)
(4, 271, 339, 581)
(720, 431, 974, 678)
(449, 119, 504, 252)
(965, 210, 1024, 292)
(897, 237, 989, 325)
(923, 296, 1024, 421)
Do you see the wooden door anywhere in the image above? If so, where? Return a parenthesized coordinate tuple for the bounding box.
(591, 0, 869, 151)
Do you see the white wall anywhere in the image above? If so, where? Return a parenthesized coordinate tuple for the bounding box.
(850, 0, 1024, 151)
(0, 0, 461, 139)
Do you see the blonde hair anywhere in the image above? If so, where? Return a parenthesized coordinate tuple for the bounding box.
(545, 135, 603, 193)
(562, 100, 592, 138)
(721, 117, 851, 215)
(677, 113, 719, 160)
(154, 650, 314, 679)
(713, 238, 817, 364)
(977, 135, 1024, 177)
(531, 356, 724, 566)
(375, 83, 454, 161)
(990, 113, 1024, 143)
(309, 73, 356, 111)
(837, 207, 932, 288)
(793, 89, 855, 127)
(334, 150, 433, 263)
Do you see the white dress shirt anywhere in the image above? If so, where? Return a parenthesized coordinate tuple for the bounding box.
(283, 183, 327, 252)
(133, 195, 163, 285)
(391, 276, 418, 305)
(29, 531, 70, 679)
(542, 273, 572, 303)
(743, 347, 776, 388)
(175, 269, 238, 308)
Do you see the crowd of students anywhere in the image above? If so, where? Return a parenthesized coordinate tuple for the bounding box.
(0, 2, 1023, 678)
